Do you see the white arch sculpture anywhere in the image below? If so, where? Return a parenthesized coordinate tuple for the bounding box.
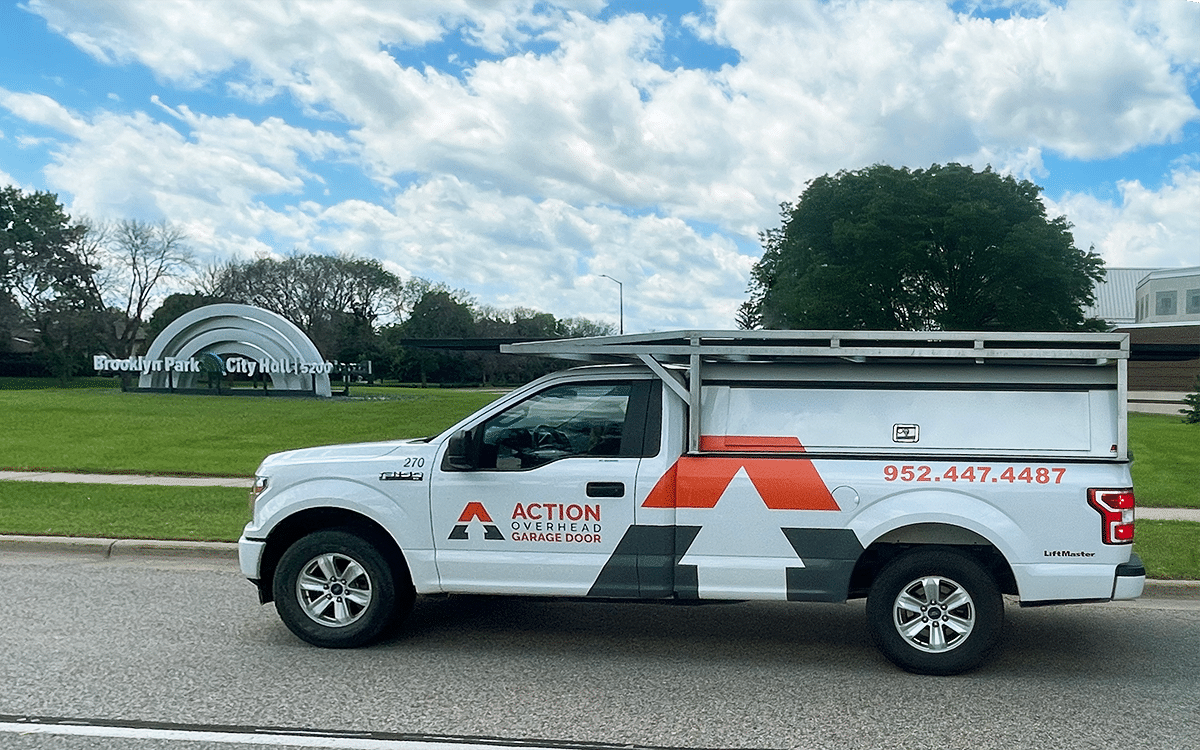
(138, 303, 332, 397)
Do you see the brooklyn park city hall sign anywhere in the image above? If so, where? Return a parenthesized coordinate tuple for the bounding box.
(93, 303, 336, 397)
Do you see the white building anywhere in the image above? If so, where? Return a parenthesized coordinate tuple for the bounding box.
(1133, 267, 1200, 324)
(1092, 267, 1200, 415)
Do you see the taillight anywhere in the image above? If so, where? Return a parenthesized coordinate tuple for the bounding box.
(1089, 489, 1135, 544)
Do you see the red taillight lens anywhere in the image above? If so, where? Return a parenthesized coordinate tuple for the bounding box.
(1089, 489, 1135, 545)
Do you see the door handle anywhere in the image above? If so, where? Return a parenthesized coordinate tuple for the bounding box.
(586, 481, 625, 498)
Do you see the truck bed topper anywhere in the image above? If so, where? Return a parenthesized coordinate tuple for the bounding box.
(503, 330, 1130, 456)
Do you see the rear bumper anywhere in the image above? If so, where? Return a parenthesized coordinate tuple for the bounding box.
(1015, 551, 1146, 605)
(1113, 552, 1146, 600)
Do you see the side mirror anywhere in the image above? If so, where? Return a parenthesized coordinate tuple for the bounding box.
(443, 429, 477, 471)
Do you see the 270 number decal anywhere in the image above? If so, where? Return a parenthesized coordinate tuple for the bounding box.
(883, 465, 1066, 485)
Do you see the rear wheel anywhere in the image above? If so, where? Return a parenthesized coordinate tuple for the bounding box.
(272, 529, 412, 648)
(866, 548, 1003, 675)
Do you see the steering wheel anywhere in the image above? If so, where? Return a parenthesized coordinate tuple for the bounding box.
(532, 425, 571, 451)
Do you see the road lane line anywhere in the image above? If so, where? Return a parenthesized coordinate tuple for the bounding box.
(0, 717, 699, 750)
(2, 721, 425, 748)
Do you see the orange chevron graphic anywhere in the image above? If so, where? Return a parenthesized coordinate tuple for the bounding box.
(457, 501, 495, 523)
(699, 435, 805, 452)
(642, 439, 838, 511)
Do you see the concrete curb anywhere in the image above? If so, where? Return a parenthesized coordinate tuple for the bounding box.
(109, 538, 239, 561)
(0, 535, 238, 562)
(1141, 579, 1200, 600)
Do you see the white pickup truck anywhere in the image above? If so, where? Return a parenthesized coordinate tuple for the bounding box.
(239, 330, 1144, 674)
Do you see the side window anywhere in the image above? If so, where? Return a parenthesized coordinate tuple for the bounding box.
(479, 383, 632, 470)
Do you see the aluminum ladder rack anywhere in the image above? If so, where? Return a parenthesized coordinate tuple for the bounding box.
(503, 330, 1130, 454)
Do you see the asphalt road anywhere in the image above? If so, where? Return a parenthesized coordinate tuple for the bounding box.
(0, 551, 1197, 750)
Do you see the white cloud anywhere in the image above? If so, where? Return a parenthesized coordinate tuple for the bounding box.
(0, 90, 352, 271)
(697, 0, 1199, 173)
(24, 1, 1199, 213)
(309, 176, 754, 331)
(2, 79, 758, 330)
(8, 0, 1199, 329)
(0, 88, 86, 135)
(3, 96, 347, 224)
(31, 0, 443, 87)
(1130, 0, 1200, 70)
(0, 168, 25, 191)
(943, 6, 1194, 160)
(26, 0, 602, 90)
(1048, 166, 1200, 269)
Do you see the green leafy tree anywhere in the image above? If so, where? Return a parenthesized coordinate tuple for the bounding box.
(1181, 376, 1200, 425)
(141, 292, 230, 346)
(203, 254, 406, 357)
(0, 186, 106, 380)
(559, 316, 616, 339)
(33, 297, 114, 383)
(472, 306, 613, 385)
(744, 164, 1106, 331)
(379, 296, 615, 386)
(392, 290, 477, 385)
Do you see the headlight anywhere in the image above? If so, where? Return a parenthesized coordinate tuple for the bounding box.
(248, 475, 268, 514)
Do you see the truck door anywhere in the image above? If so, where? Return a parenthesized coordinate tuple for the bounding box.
(431, 379, 658, 595)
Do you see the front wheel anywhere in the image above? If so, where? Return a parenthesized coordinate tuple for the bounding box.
(866, 548, 1004, 675)
(272, 530, 411, 648)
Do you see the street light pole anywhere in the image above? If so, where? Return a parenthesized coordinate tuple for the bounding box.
(600, 274, 624, 334)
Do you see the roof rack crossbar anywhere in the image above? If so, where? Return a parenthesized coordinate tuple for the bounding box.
(503, 330, 1129, 363)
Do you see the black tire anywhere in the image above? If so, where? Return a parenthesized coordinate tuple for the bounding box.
(866, 548, 1004, 675)
(272, 529, 412, 648)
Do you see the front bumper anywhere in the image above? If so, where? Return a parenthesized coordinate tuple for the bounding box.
(238, 535, 266, 580)
(238, 535, 272, 603)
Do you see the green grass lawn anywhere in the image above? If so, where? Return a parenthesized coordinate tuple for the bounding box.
(0, 481, 248, 541)
(0, 378, 502, 476)
(1128, 413, 1200, 509)
(3, 381, 1194, 506)
(1134, 520, 1200, 581)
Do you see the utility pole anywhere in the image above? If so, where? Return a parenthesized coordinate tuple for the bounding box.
(600, 274, 624, 334)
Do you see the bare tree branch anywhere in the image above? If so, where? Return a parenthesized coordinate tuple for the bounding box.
(99, 219, 195, 356)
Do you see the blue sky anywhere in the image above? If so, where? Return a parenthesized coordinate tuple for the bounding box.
(2, 0, 1198, 331)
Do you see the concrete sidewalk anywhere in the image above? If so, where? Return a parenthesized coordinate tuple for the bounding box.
(1137, 506, 1200, 522)
(0, 470, 253, 488)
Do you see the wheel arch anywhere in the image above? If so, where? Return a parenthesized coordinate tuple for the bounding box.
(847, 523, 1019, 599)
(257, 507, 411, 604)
(845, 490, 1028, 599)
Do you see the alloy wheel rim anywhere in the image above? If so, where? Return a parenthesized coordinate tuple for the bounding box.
(295, 552, 373, 628)
(891, 574, 976, 653)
